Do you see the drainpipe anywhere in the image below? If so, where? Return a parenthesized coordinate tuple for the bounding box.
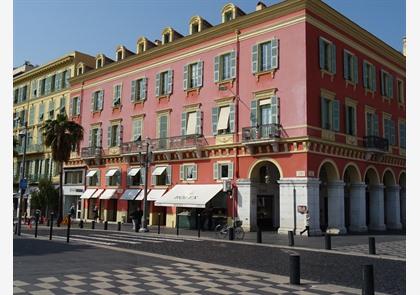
(233, 29, 241, 222)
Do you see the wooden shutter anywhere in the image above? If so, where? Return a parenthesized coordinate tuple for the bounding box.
(332, 100, 340, 132)
(99, 90, 104, 110)
(228, 163, 233, 179)
(252, 44, 258, 74)
(107, 126, 112, 147)
(76, 97, 81, 115)
(363, 62, 368, 88)
(195, 111, 202, 135)
(131, 80, 136, 102)
(183, 65, 188, 90)
(214, 56, 220, 82)
(343, 51, 349, 80)
(353, 55, 358, 83)
(165, 166, 171, 185)
(181, 112, 187, 135)
(230, 51, 236, 78)
(271, 96, 279, 125)
(213, 163, 219, 179)
(155, 73, 160, 96)
(319, 38, 325, 69)
(140, 78, 147, 100)
(250, 100, 258, 127)
(229, 103, 235, 133)
(271, 38, 278, 70)
(321, 98, 328, 129)
(168, 70, 173, 94)
(197, 61, 203, 87)
(180, 164, 185, 180)
(89, 129, 93, 147)
(331, 44, 336, 74)
(212, 107, 218, 135)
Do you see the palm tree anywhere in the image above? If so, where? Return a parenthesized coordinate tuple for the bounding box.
(43, 113, 84, 226)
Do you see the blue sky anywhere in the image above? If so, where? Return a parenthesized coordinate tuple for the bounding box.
(13, 0, 406, 67)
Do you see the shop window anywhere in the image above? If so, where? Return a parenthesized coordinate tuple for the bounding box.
(64, 170, 83, 185)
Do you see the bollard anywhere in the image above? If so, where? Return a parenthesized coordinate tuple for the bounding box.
(257, 227, 262, 243)
(91, 220, 95, 230)
(66, 214, 71, 243)
(228, 227, 234, 240)
(158, 213, 161, 234)
(289, 254, 300, 285)
(117, 221, 121, 231)
(324, 234, 331, 250)
(197, 214, 201, 238)
(362, 264, 374, 295)
(104, 221, 108, 230)
(288, 230, 294, 246)
(14, 222, 18, 235)
(368, 237, 376, 255)
(176, 214, 179, 236)
(34, 218, 39, 238)
(79, 220, 84, 229)
(49, 213, 54, 240)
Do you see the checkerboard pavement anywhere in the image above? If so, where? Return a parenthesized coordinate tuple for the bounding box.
(334, 240, 405, 259)
(14, 261, 384, 295)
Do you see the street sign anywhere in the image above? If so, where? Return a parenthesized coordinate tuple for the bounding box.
(19, 178, 28, 190)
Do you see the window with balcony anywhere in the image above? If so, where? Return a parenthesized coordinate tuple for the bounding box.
(113, 84, 122, 107)
(128, 167, 145, 186)
(152, 165, 171, 186)
(363, 61, 376, 92)
(132, 118, 142, 141)
(108, 123, 122, 148)
(252, 39, 278, 74)
(383, 115, 396, 146)
(106, 169, 120, 186)
(64, 170, 83, 185)
(28, 105, 35, 126)
(91, 90, 104, 112)
(212, 104, 234, 135)
(181, 110, 202, 136)
(38, 103, 44, 122)
(213, 162, 233, 180)
(381, 70, 394, 98)
(89, 127, 102, 147)
(343, 50, 358, 84)
(345, 104, 356, 136)
(70, 96, 80, 117)
(248, 96, 279, 138)
(397, 80, 404, 104)
(155, 70, 173, 97)
(214, 51, 236, 82)
(321, 97, 340, 132)
(365, 111, 379, 136)
(319, 37, 336, 74)
(86, 170, 100, 186)
(183, 61, 203, 90)
(59, 96, 66, 114)
(131, 78, 147, 102)
(399, 121, 406, 149)
(180, 164, 197, 181)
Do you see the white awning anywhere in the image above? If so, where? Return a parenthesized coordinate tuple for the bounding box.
(86, 170, 97, 177)
(217, 106, 230, 131)
(155, 184, 223, 208)
(106, 169, 118, 177)
(152, 166, 167, 176)
(99, 189, 118, 200)
(136, 189, 149, 201)
(91, 189, 104, 199)
(147, 189, 167, 201)
(80, 188, 97, 199)
(128, 167, 141, 176)
(186, 112, 197, 135)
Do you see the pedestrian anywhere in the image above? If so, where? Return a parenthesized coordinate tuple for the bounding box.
(93, 205, 99, 222)
(130, 207, 143, 231)
(69, 204, 76, 218)
(300, 211, 310, 236)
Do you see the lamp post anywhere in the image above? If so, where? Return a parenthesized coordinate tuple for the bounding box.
(17, 119, 28, 236)
(138, 137, 151, 233)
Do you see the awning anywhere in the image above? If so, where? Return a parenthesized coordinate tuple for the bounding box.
(80, 188, 97, 199)
(91, 189, 104, 199)
(136, 189, 150, 201)
(152, 166, 167, 176)
(121, 189, 141, 201)
(86, 170, 97, 177)
(186, 112, 197, 135)
(106, 169, 118, 177)
(155, 184, 223, 208)
(99, 189, 118, 200)
(147, 189, 167, 201)
(217, 106, 230, 131)
(128, 168, 141, 176)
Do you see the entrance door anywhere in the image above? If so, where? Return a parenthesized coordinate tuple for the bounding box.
(76, 198, 82, 219)
(256, 195, 274, 229)
(259, 105, 271, 138)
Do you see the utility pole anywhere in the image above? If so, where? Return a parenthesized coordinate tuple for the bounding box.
(17, 119, 28, 236)
(139, 138, 150, 232)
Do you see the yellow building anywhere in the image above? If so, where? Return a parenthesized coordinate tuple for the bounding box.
(13, 52, 95, 214)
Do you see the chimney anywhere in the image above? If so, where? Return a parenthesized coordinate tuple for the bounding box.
(154, 39, 162, 46)
(402, 37, 406, 56)
(256, 1, 267, 11)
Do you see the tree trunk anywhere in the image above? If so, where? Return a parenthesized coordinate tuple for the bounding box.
(57, 162, 64, 226)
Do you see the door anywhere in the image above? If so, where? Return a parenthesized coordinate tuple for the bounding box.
(76, 198, 82, 219)
(256, 195, 274, 229)
(259, 105, 271, 138)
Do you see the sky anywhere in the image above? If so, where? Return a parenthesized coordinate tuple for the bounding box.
(13, 0, 406, 67)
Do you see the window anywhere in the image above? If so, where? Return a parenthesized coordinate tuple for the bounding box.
(131, 78, 147, 102)
(399, 121, 406, 149)
(106, 169, 121, 186)
(365, 111, 379, 136)
(213, 162, 233, 180)
(59, 96, 66, 114)
(128, 167, 145, 186)
(180, 164, 197, 181)
(343, 50, 358, 83)
(183, 61, 203, 90)
(212, 104, 235, 135)
(137, 43, 145, 53)
(54, 72, 62, 91)
(181, 111, 201, 136)
(38, 103, 44, 121)
(89, 127, 102, 147)
(157, 114, 169, 149)
(191, 23, 199, 34)
(132, 118, 142, 141)
(48, 100, 55, 119)
(250, 96, 279, 128)
(345, 105, 356, 136)
(31, 81, 37, 98)
(252, 39, 278, 74)
(116, 51, 123, 61)
(321, 97, 340, 131)
(113, 84, 122, 107)
(397, 80, 404, 104)
(50, 75, 56, 92)
(363, 61, 376, 92)
(214, 51, 236, 82)
(91, 90, 104, 112)
(383, 116, 395, 146)
(96, 58, 103, 69)
(223, 10, 234, 22)
(107, 123, 122, 147)
(319, 37, 336, 74)
(152, 166, 171, 186)
(39, 79, 46, 96)
(13, 88, 18, 104)
(28, 105, 35, 126)
(381, 70, 394, 98)
(155, 70, 173, 97)
(62, 70, 70, 88)
(70, 96, 80, 117)
(64, 170, 83, 185)
(163, 33, 170, 44)
(87, 170, 100, 186)
(21, 86, 28, 102)
(45, 76, 52, 95)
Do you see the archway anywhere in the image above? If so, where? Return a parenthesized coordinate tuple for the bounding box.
(249, 160, 281, 230)
(364, 167, 385, 230)
(383, 169, 401, 230)
(343, 164, 364, 231)
(399, 172, 406, 227)
(318, 160, 340, 232)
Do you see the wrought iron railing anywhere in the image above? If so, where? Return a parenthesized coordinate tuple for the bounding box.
(16, 144, 44, 154)
(121, 141, 145, 155)
(150, 135, 207, 151)
(81, 146, 103, 158)
(242, 124, 281, 142)
(363, 136, 389, 152)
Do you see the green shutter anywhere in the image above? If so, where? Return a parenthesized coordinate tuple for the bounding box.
(180, 165, 185, 180)
(390, 120, 395, 145)
(76, 97, 81, 115)
(38, 103, 44, 121)
(55, 73, 61, 91)
(250, 100, 257, 127)
(214, 56, 220, 82)
(195, 111, 202, 135)
(107, 126, 112, 147)
(29, 106, 34, 125)
(371, 65, 376, 92)
(373, 114, 379, 136)
(229, 103, 235, 133)
(212, 107, 218, 135)
(319, 38, 325, 69)
(228, 163, 233, 179)
(363, 61, 368, 88)
(230, 51, 236, 78)
(99, 90, 104, 110)
(271, 96, 279, 125)
(197, 61, 203, 87)
(252, 44, 258, 74)
(213, 163, 219, 180)
(389, 75, 394, 98)
(141, 78, 147, 100)
(165, 166, 171, 185)
(131, 80, 136, 102)
(353, 55, 358, 83)
(155, 73, 160, 96)
(345, 106, 350, 134)
(366, 113, 372, 136)
(91, 93, 95, 112)
(181, 112, 187, 135)
(343, 51, 349, 80)
(381, 71, 386, 96)
(321, 98, 328, 129)
(168, 70, 173, 94)
(271, 38, 278, 70)
(331, 44, 336, 74)
(332, 100, 340, 132)
(400, 123, 406, 148)
(183, 65, 188, 90)
(69, 98, 74, 116)
(192, 165, 197, 179)
(89, 129, 93, 147)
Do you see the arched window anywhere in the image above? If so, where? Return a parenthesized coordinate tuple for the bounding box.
(189, 16, 212, 35)
(161, 27, 183, 45)
(221, 3, 245, 23)
(76, 63, 85, 76)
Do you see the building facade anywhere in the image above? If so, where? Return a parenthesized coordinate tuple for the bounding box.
(65, 0, 405, 235)
(13, 52, 95, 216)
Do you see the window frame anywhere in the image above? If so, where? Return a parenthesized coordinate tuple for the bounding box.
(112, 83, 122, 107)
(319, 37, 335, 73)
(180, 164, 197, 181)
(106, 168, 121, 187)
(397, 79, 405, 104)
(87, 169, 100, 187)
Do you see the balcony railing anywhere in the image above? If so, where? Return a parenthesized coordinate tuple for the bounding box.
(242, 124, 281, 143)
(363, 136, 389, 152)
(81, 146, 103, 158)
(15, 144, 44, 155)
(121, 141, 145, 155)
(150, 135, 207, 151)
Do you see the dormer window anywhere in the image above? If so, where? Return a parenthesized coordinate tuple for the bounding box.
(221, 3, 245, 23)
(163, 33, 170, 44)
(189, 16, 212, 35)
(191, 23, 199, 34)
(76, 63, 85, 76)
(96, 58, 103, 69)
(137, 43, 145, 53)
(224, 10, 233, 22)
(116, 50, 123, 61)
(161, 27, 182, 45)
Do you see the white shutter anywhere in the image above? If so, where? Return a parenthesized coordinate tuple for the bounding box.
(230, 51, 236, 79)
(271, 38, 278, 70)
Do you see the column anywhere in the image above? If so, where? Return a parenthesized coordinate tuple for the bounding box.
(327, 181, 347, 234)
(278, 178, 322, 236)
(237, 179, 254, 232)
(400, 187, 406, 227)
(368, 184, 386, 231)
(385, 185, 402, 230)
(349, 183, 368, 232)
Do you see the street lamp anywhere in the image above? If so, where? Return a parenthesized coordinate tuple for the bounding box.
(16, 118, 28, 236)
(136, 136, 152, 233)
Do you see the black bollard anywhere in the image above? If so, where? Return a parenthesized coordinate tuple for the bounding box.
(34, 218, 39, 238)
(197, 214, 201, 238)
(91, 220, 95, 230)
(104, 221, 108, 230)
(257, 227, 262, 243)
(289, 254, 300, 285)
(79, 220, 84, 229)
(368, 237, 376, 255)
(158, 213, 161, 234)
(14, 222, 18, 235)
(117, 221, 121, 231)
(288, 230, 294, 246)
(228, 227, 234, 240)
(176, 214, 179, 236)
(66, 214, 71, 243)
(49, 213, 54, 240)
(324, 234, 331, 250)
(362, 264, 374, 295)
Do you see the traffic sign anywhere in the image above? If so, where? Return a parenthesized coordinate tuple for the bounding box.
(19, 178, 28, 190)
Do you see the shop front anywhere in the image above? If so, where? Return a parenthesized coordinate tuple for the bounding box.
(80, 188, 97, 220)
(88, 189, 104, 220)
(155, 184, 227, 230)
(63, 185, 84, 219)
(120, 189, 141, 223)
(147, 189, 167, 225)
(99, 189, 120, 222)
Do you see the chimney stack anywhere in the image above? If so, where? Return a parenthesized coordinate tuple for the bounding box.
(154, 39, 162, 46)
(256, 1, 267, 11)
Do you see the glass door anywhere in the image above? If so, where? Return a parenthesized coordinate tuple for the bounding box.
(259, 105, 271, 138)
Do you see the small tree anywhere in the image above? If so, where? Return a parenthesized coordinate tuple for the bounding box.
(30, 178, 58, 217)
